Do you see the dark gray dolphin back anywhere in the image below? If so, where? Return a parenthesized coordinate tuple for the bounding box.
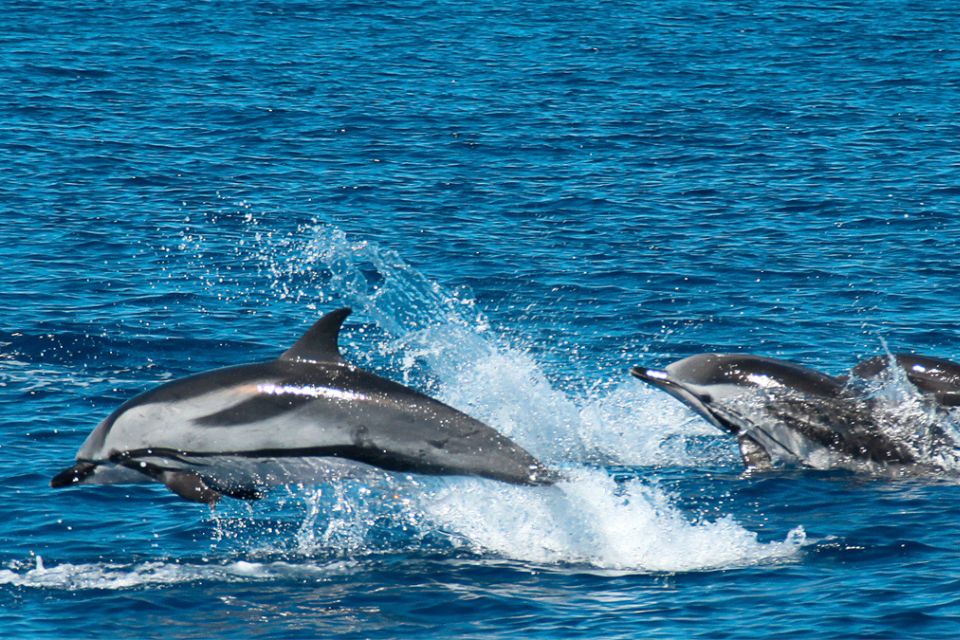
(853, 354, 960, 406)
(631, 352, 919, 469)
(664, 353, 846, 397)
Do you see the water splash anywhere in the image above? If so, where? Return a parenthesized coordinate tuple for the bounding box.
(0, 555, 353, 591)
(145, 215, 803, 572)
(208, 471, 804, 574)
(419, 469, 804, 572)
(291, 481, 427, 556)
(852, 348, 960, 471)
(227, 219, 729, 467)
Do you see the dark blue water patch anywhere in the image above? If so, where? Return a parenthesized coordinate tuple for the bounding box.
(1, 330, 138, 367)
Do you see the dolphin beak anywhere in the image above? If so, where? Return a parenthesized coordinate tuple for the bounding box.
(630, 366, 693, 399)
(630, 367, 672, 385)
(51, 461, 97, 488)
(629, 366, 733, 433)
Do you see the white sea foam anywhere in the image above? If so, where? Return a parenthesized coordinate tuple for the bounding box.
(419, 469, 805, 572)
(0, 555, 352, 591)
(237, 471, 805, 574)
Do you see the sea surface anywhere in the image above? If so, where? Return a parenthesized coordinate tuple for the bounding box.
(3, 1, 960, 637)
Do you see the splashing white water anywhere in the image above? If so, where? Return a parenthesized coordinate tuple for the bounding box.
(217, 471, 805, 574)
(419, 469, 804, 572)
(853, 349, 960, 471)
(0, 554, 353, 591)
(148, 216, 799, 572)
(232, 221, 730, 467)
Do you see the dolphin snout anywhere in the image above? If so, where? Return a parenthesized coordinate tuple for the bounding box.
(630, 367, 674, 385)
(51, 461, 97, 488)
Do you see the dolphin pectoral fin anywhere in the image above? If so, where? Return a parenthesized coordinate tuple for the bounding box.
(161, 471, 222, 506)
(51, 461, 98, 488)
(737, 434, 773, 470)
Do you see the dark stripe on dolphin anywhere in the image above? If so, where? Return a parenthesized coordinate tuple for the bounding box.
(193, 394, 315, 427)
(105, 446, 558, 485)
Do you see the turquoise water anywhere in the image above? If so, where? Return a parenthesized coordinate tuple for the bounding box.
(4, 1, 960, 637)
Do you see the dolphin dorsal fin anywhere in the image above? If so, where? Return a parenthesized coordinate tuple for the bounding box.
(280, 307, 352, 364)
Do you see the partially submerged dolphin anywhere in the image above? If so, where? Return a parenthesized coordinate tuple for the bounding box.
(630, 354, 927, 472)
(52, 308, 555, 504)
(850, 353, 960, 407)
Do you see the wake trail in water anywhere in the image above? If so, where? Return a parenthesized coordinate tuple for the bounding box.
(0, 554, 354, 591)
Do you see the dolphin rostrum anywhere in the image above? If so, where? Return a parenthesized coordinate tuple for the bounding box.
(52, 308, 556, 504)
(630, 353, 924, 472)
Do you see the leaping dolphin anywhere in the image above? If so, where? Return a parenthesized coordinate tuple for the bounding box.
(630, 354, 922, 472)
(52, 308, 556, 504)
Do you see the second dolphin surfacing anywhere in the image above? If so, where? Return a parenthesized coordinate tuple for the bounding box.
(52, 308, 556, 504)
(630, 353, 947, 473)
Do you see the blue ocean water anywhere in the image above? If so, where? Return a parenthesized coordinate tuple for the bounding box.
(4, 0, 960, 637)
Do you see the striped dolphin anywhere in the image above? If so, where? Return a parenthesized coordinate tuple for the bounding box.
(630, 354, 922, 472)
(52, 308, 555, 504)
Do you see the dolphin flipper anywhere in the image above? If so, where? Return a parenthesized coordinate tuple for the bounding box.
(737, 434, 773, 470)
(162, 471, 222, 506)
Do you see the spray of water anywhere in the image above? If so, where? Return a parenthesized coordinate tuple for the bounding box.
(235, 221, 734, 467)
(225, 220, 798, 570)
(851, 344, 960, 471)
(131, 214, 804, 574)
(419, 469, 804, 571)
(0, 553, 354, 591)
